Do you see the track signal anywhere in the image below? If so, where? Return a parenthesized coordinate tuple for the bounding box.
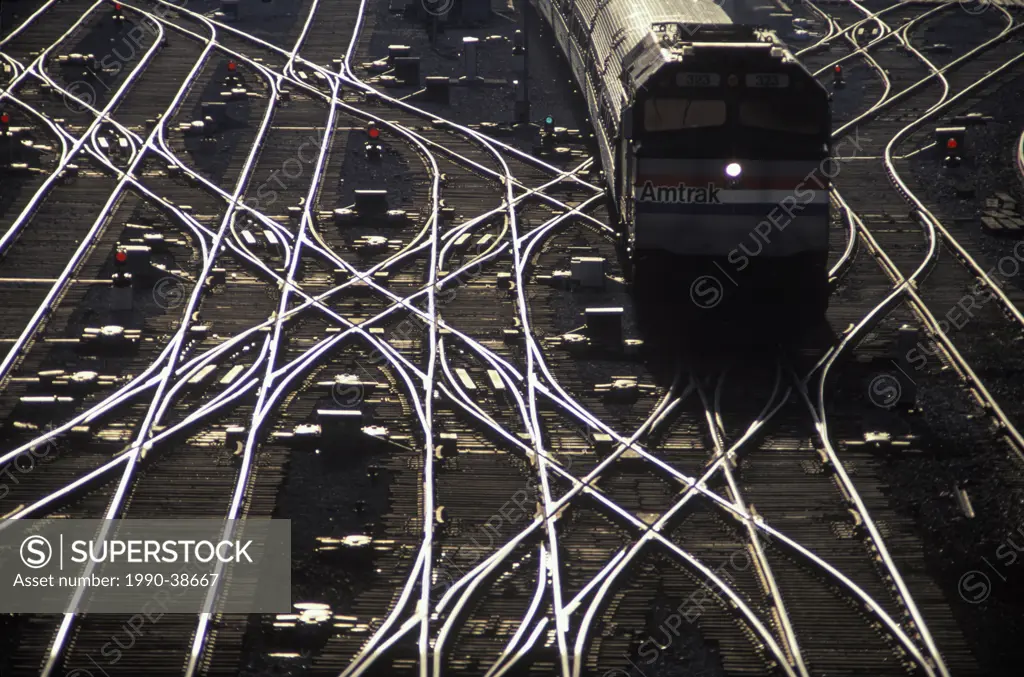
(365, 122, 381, 158)
(224, 61, 242, 87)
(833, 64, 845, 88)
(541, 115, 555, 151)
(0, 112, 9, 132)
(933, 127, 962, 167)
(935, 126, 965, 168)
(115, 247, 128, 267)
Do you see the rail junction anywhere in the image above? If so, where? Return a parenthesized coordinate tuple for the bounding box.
(1, 0, 1024, 674)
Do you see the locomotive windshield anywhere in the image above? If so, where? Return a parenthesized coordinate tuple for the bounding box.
(739, 97, 824, 135)
(643, 99, 727, 131)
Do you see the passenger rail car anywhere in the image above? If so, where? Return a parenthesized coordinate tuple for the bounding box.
(533, 0, 833, 315)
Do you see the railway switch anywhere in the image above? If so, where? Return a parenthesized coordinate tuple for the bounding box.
(15, 395, 76, 422)
(596, 377, 639, 404)
(393, 56, 420, 85)
(570, 256, 606, 288)
(225, 425, 246, 447)
(334, 207, 357, 225)
(355, 235, 390, 254)
(354, 189, 388, 213)
(435, 432, 459, 458)
(387, 44, 411, 62)
(318, 408, 366, 433)
(44, 370, 119, 393)
(425, 76, 450, 103)
(585, 307, 623, 347)
(593, 432, 614, 455)
(81, 325, 141, 350)
(290, 423, 322, 448)
(59, 163, 79, 182)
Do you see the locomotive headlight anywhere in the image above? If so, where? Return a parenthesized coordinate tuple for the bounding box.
(725, 162, 742, 179)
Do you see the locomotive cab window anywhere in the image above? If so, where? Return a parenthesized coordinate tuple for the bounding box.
(643, 99, 726, 131)
(738, 97, 823, 135)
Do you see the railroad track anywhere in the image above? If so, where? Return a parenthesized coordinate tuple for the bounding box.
(791, 1, 1024, 674)
(2, 0, 1024, 675)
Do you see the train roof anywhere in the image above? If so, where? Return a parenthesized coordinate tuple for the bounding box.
(600, 0, 733, 30)
(587, 0, 734, 119)
(621, 22, 799, 95)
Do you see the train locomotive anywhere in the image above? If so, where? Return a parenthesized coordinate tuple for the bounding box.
(533, 0, 833, 315)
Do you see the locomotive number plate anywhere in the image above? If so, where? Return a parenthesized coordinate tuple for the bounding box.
(746, 73, 790, 88)
(675, 72, 720, 87)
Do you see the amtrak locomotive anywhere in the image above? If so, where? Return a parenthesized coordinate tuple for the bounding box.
(533, 0, 833, 314)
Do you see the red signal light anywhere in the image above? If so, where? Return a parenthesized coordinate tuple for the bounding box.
(834, 65, 842, 74)
(227, 61, 237, 71)
(115, 249, 128, 263)
(114, 2, 122, 9)
(0, 113, 9, 124)
(367, 125, 380, 139)
(946, 138, 957, 149)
